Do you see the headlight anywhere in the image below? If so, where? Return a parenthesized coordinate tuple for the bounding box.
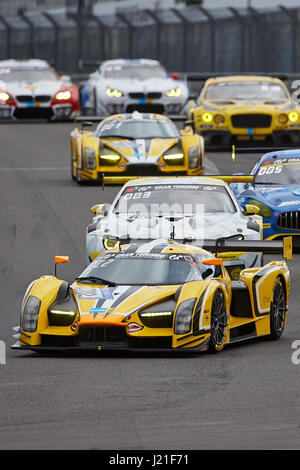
(139, 299, 176, 328)
(22, 295, 41, 332)
(0, 91, 10, 101)
(48, 291, 77, 326)
(289, 111, 299, 122)
(166, 87, 182, 98)
(248, 199, 273, 219)
(100, 154, 120, 166)
(103, 238, 120, 250)
(164, 153, 184, 165)
(106, 88, 124, 98)
(202, 112, 213, 123)
(55, 90, 71, 100)
(214, 114, 225, 124)
(278, 113, 288, 124)
(188, 145, 200, 169)
(174, 298, 197, 334)
(84, 147, 96, 169)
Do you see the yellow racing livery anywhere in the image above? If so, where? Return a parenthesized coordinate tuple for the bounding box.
(12, 236, 292, 354)
(70, 111, 205, 183)
(187, 75, 300, 147)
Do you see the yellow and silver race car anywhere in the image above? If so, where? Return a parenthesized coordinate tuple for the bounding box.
(11, 236, 292, 354)
(187, 74, 300, 147)
(70, 111, 205, 183)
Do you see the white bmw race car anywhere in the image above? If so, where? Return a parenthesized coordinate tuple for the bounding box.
(86, 176, 263, 275)
(0, 59, 79, 121)
(80, 58, 189, 116)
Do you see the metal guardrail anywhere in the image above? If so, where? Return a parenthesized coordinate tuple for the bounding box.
(0, 5, 298, 76)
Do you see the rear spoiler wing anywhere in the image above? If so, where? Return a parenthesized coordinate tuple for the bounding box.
(104, 236, 292, 261)
(102, 175, 255, 186)
(204, 236, 292, 260)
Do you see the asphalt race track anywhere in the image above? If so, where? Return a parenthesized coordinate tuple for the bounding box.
(1, 122, 300, 450)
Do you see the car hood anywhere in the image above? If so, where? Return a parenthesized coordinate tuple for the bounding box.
(250, 184, 300, 210)
(97, 77, 188, 94)
(73, 282, 178, 326)
(0, 79, 63, 97)
(102, 137, 179, 164)
(92, 212, 260, 240)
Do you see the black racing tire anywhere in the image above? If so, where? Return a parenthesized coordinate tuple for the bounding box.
(269, 278, 286, 340)
(71, 156, 76, 181)
(93, 88, 98, 115)
(208, 289, 227, 354)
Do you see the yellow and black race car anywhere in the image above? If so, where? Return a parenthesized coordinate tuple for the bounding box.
(70, 111, 205, 183)
(12, 236, 292, 354)
(187, 74, 300, 147)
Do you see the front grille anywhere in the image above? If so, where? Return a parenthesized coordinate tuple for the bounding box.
(16, 95, 51, 103)
(231, 113, 272, 128)
(35, 95, 51, 102)
(126, 164, 161, 176)
(128, 92, 162, 100)
(147, 92, 162, 99)
(126, 104, 164, 114)
(79, 326, 127, 343)
(129, 92, 145, 99)
(16, 95, 33, 102)
(276, 211, 300, 229)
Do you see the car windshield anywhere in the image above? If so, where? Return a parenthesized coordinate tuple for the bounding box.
(103, 63, 167, 80)
(114, 184, 237, 215)
(96, 119, 180, 139)
(0, 67, 57, 82)
(77, 252, 202, 285)
(255, 158, 300, 184)
(205, 81, 288, 101)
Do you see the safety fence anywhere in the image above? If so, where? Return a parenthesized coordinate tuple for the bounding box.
(0, 5, 299, 76)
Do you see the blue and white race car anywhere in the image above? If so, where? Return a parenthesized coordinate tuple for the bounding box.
(231, 149, 300, 245)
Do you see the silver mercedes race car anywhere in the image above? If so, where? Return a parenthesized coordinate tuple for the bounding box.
(80, 58, 189, 116)
(86, 176, 264, 276)
(0, 59, 79, 121)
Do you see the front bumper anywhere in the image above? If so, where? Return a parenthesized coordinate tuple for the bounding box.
(11, 337, 209, 353)
(98, 98, 186, 116)
(0, 103, 78, 121)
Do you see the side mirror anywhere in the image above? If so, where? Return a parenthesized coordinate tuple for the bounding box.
(91, 203, 110, 217)
(80, 121, 94, 130)
(245, 204, 260, 215)
(171, 72, 180, 80)
(55, 256, 69, 277)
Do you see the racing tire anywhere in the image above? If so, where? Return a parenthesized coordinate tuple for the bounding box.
(208, 289, 227, 353)
(269, 278, 286, 340)
(71, 157, 76, 181)
(93, 88, 98, 115)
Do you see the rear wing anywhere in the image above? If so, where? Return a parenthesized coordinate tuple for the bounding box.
(203, 236, 292, 261)
(104, 236, 292, 261)
(102, 175, 255, 186)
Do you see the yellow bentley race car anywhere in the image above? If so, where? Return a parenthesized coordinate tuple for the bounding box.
(187, 74, 300, 147)
(11, 236, 292, 354)
(70, 111, 205, 183)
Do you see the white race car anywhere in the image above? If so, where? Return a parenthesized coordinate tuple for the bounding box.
(80, 58, 189, 116)
(86, 176, 263, 275)
(0, 59, 79, 121)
